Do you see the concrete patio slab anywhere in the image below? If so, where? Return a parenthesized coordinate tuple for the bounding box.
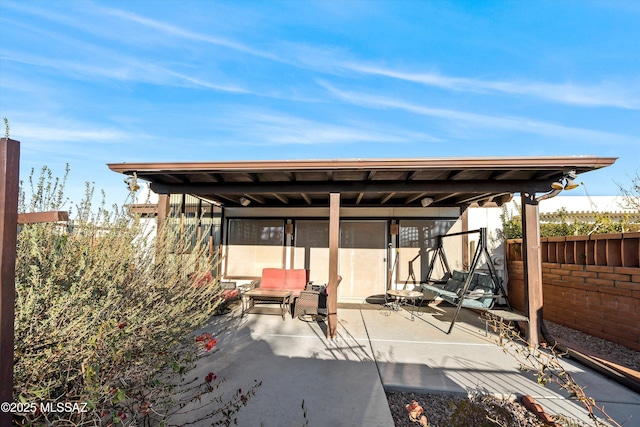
(171, 307, 392, 427)
(367, 305, 640, 426)
(172, 303, 639, 426)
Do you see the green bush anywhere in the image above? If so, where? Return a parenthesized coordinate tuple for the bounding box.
(500, 204, 640, 240)
(13, 166, 258, 426)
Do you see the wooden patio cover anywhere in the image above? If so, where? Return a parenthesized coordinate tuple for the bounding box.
(108, 156, 616, 341)
(108, 156, 615, 208)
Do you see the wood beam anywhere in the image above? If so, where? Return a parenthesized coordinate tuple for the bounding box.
(301, 193, 312, 205)
(1, 138, 19, 426)
(522, 192, 543, 347)
(151, 179, 551, 195)
(355, 193, 365, 204)
(128, 204, 158, 216)
(327, 193, 340, 339)
(18, 210, 69, 224)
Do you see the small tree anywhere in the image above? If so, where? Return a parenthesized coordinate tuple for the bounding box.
(487, 318, 624, 427)
(14, 166, 259, 426)
(499, 202, 522, 240)
(616, 170, 640, 211)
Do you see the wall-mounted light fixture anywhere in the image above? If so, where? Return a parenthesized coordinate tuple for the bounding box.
(239, 196, 251, 206)
(551, 170, 579, 191)
(564, 171, 579, 190)
(494, 193, 513, 207)
(420, 197, 434, 207)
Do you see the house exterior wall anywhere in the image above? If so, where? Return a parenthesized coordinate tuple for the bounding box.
(507, 233, 640, 351)
(467, 205, 508, 289)
(221, 206, 464, 301)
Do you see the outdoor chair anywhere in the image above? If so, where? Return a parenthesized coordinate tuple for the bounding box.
(295, 276, 342, 320)
(189, 271, 241, 315)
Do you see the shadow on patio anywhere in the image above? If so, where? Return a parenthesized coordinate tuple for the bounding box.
(170, 302, 640, 426)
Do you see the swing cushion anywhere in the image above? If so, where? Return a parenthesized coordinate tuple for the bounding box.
(452, 270, 467, 282)
(422, 270, 497, 310)
(443, 270, 468, 292)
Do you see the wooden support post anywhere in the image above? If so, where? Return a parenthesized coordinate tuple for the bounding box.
(157, 194, 170, 231)
(521, 192, 543, 347)
(1, 138, 19, 424)
(461, 207, 469, 267)
(327, 193, 340, 338)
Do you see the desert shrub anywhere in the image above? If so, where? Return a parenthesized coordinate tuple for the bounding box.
(13, 166, 258, 426)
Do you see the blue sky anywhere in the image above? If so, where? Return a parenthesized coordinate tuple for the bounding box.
(1, 0, 639, 207)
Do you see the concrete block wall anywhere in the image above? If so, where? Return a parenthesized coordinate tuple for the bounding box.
(507, 261, 640, 351)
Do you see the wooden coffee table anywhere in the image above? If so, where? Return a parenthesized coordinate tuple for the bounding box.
(242, 289, 292, 320)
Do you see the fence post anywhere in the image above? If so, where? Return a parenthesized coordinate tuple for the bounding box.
(0, 138, 19, 424)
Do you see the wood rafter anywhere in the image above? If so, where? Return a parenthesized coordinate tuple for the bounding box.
(447, 170, 466, 180)
(405, 192, 428, 204)
(245, 194, 266, 204)
(433, 193, 460, 203)
(301, 193, 312, 205)
(356, 193, 365, 204)
(406, 171, 420, 180)
(158, 173, 187, 184)
(457, 192, 495, 204)
(273, 193, 289, 204)
(380, 192, 396, 204)
(490, 170, 516, 180)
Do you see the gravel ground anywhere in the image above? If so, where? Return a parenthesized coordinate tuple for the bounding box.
(544, 320, 640, 372)
(386, 392, 548, 427)
(386, 319, 639, 427)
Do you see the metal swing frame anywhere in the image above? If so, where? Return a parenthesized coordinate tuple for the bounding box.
(424, 227, 511, 333)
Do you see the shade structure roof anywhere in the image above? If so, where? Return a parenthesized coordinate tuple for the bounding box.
(107, 156, 617, 208)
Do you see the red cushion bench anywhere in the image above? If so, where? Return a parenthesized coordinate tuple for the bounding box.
(257, 268, 309, 299)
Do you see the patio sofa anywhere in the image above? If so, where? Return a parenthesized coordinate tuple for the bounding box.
(421, 269, 497, 310)
(256, 268, 309, 299)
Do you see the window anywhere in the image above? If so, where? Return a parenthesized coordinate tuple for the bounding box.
(226, 219, 285, 277)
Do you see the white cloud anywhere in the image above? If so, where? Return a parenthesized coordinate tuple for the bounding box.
(338, 62, 640, 110)
(100, 7, 280, 62)
(323, 83, 639, 144)
(204, 110, 442, 146)
(6, 115, 140, 144)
